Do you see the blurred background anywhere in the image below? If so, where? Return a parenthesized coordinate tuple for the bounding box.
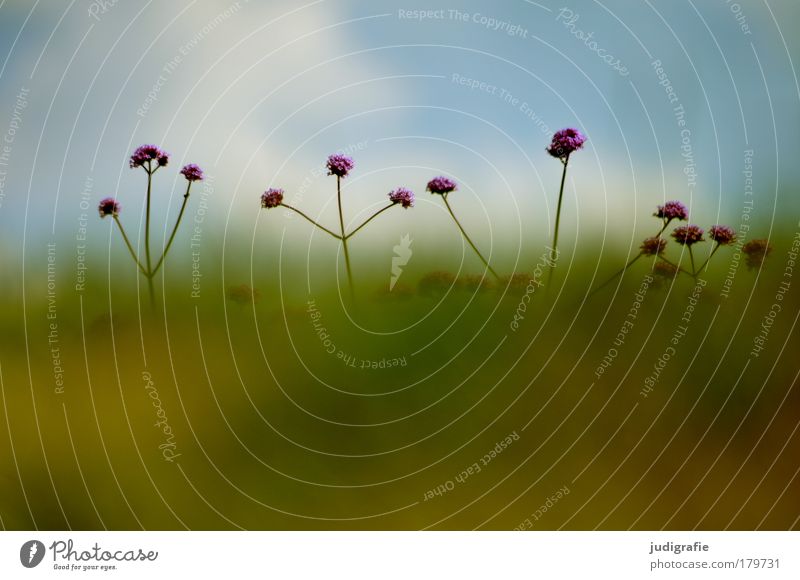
(0, 0, 798, 530)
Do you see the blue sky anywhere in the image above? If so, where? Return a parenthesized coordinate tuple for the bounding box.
(0, 0, 798, 279)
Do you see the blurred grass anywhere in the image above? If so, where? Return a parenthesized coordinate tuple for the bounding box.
(0, 231, 799, 530)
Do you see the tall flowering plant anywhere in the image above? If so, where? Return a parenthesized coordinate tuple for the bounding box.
(260, 154, 414, 297)
(99, 144, 203, 307)
(590, 200, 741, 295)
(426, 176, 500, 281)
(546, 128, 586, 280)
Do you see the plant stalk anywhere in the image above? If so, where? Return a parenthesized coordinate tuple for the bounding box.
(336, 176, 355, 298)
(442, 193, 500, 281)
(151, 181, 193, 276)
(346, 203, 396, 240)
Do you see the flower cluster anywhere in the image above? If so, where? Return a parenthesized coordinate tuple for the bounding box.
(654, 200, 689, 223)
(708, 225, 736, 245)
(546, 128, 586, 159)
(326, 154, 354, 178)
(426, 176, 457, 195)
(129, 144, 169, 169)
(593, 199, 745, 295)
(98, 197, 121, 218)
(260, 154, 415, 295)
(388, 187, 415, 208)
(180, 164, 204, 182)
(261, 188, 284, 209)
(101, 144, 202, 307)
(671, 224, 705, 246)
(742, 239, 772, 270)
(640, 236, 667, 256)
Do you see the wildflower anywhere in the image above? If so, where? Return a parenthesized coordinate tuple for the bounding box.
(260, 188, 284, 209)
(130, 144, 169, 169)
(654, 200, 689, 223)
(98, 197, 121, 218)
(546, 128, 585, 285)
(426, 176, 457, 195)
(259, 157, 415, 299)
(640, 236, 667, 256)
(708, 225, 736, 245)
(326, 153, 354, 178)
(546, 127, 586, 159)
(107, 145, 196, 308)
(179, 164, 204, 182)
(427, 175, 499, 280)
(742, 239, 772, 270)
(671, 225, 705, 246)
(388, 187, 415, 208)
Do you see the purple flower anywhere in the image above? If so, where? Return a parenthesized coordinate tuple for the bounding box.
(546, 128, 586, 159)
(388, 187, 414, 208)
(640, 236, 667, 256)
(426, 176, 457, 195)
(260, 188, 284, 209)
(180, 164, 204, 182)
(742, 239, 772, 270)
(654, 200, 689, 222)
(708, 225, 736, 245)
(326, 154, 354, 178)
(98, 197, 121, 218)
(671, 224, 705, 246)
(130, 144, 169, 169)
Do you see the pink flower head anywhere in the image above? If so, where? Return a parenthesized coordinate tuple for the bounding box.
(546, 128, 586, 159)
(98, 197, 121, 218)
(388, 187, 414, 208)
(426, 176, 457, 195)
(640, 236, 667, 256)
(742, 239, 772, 270)
(671, 224, 705, 246)
(130, 144, 169, 169)
(708, 225, 736, 246)
(260, 188, 284, 209)
(180, 164, 204, 182)
(326, 154, 354, 178)
(654, 200, 688, 222)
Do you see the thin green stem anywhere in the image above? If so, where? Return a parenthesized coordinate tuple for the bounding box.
(113, 216, 149, 276)
(280, 203, 342, 240)
(696, 243, 719, 274)
(546, 156, 570, 291)
(151, 181, 193, 276)
(346, 203, 396, 240)
(336, 176, 355, 298)
(587, 253, 641, 298)
(688, 245, 697, 279)
(144, 162, 155, 308)
(656, 254, 692, 277)
(442, 194, 500, 281)
(550, 157, 569, 264)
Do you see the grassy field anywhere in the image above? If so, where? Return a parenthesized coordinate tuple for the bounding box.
(1, 230, 799, 530)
